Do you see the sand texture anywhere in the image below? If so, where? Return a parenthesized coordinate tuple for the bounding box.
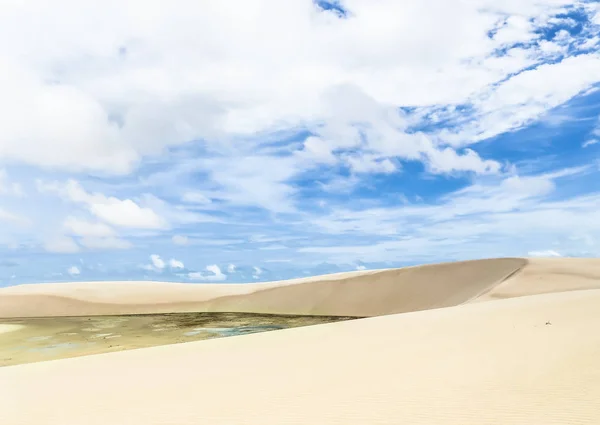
(2, 288, 600, 424)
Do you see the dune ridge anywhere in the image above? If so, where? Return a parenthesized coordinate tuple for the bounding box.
(0, 257, 528, 318)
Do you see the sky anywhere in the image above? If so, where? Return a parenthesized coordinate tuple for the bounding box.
(0, 0, 599, 286)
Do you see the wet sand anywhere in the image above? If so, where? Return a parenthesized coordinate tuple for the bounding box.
(0, 312, 357, 367)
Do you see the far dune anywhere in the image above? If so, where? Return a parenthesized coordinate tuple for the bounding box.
(473, 258, 600, 302)
(0, 258, 525, 318)
(2, 257, 600, 319)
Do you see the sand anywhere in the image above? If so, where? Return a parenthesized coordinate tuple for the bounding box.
(473, 257, 600, 301)
(0, 324, 23, 334)
(1, 288, 600, 424)
(1, 257, 600, 424)
(0, 258, 527, 317)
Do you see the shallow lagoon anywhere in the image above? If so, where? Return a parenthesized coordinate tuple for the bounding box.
(0, 312, 358, 366)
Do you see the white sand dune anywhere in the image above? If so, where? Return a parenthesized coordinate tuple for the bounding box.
(0, 257, 528, 317)
(2, 257, 600, 424)
(3, 257, 600, 318)
(2, 288, 600, 425)
(473, 257, 600, 301)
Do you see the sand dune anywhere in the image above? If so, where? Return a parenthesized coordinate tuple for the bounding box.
(0, 258, 526, 317)
(3, 257, 600, 319)
(2, 289, 600, 424)
(473, 257, 600, 302)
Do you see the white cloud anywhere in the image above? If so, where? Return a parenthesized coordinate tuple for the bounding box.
(169, 258, 185, 269)
(300, 166, 600, 263)
(150, 254, 165, 270)
(79, 236, 132, 250)
(90, 198, 164, 229)
(181, 192, 212, 204)
(425, 147, 502, 175)
(441, 53, 600, 145)
(172, 235, 189, 245)
(528, 250, 562, 257)
(252, 266, 263, 279)
(583, 118, 600, 148)
(144, 255, 184, 272)
(0, 207, 28, 225)
(227, 264, 236, 273)
(38, 180, 166, 229)
(295, 136, 337, 164)
(0, 170, 24, 197)
(188, 264, 226, 282)
(0, 0, 594, 181)
(345, 155, 397, 174)
(67, 265, 81, 276)
(63, 216, 116, 238)
(44, 236, 80, 254)
(1, 1, 599, 270)
(57, 217, 132, 250)
(591, 3, 600, 26)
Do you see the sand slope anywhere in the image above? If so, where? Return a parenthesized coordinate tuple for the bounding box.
(474, 257, 600, 302)
(0, 258, 526, 317)
(2, 289, 600, 425)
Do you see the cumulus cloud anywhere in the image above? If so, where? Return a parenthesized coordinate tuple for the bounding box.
(252, 266, 263, 279)
(142, 254, 166, 272)
(38, 180, 166, 229)
(188, 265, 226, 282)
(150, 254, 165, 270)
(227, 264, 236, 273)
(1, 1, 599, 276)
(169, 258, 185, 269)
(2, 0, 593, 180)
(67, 266, 81, 276)
(142, 254, 185, 272)
(63, 216, 116, 238)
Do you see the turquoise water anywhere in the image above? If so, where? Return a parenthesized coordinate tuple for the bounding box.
(183, 325, 284, 337)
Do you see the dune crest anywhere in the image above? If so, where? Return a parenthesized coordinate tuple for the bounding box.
(0, 258, 527, 318)
(473, 257, 600, 302)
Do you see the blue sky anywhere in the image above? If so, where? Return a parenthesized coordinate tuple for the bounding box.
(0, 0, 599, 286)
